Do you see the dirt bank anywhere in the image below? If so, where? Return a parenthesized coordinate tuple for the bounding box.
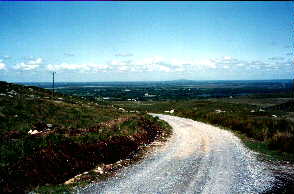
(1, 115, 170, 193)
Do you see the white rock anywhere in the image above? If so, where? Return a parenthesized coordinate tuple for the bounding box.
(64, 178, 75, 185)
(94, 167, 104, 174)
(28, 129, 39, 135)
(118, 108, 126, 112)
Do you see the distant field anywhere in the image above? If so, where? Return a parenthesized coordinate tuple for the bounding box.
(218, 97, 293, 107)
(19, 79, 294, 101)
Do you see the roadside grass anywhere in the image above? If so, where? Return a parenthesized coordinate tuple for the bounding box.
(32, 114, 172, 194)
(33, 171, 99, 194)
(242, 138, 294, 162)
(2, 113, 171, 192)
(28, 114, 171, 193)
(33, 184, 73, 194)
(0, 99, 125, 169)
(213, 126, 294, 162)
(114, 99, 294, 160)
(0, 96, 123, 132)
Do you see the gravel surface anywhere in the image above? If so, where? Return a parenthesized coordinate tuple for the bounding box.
(78, 114, 276, 194)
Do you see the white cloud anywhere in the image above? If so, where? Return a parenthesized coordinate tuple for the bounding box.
(117, 66, 129, 72)
(223, 56, 232, 60)
(136, 56, 165, 66)
(64, 53, 75, 57)
(0, 60, 6, 70)
(44, 55, 289, 75)
(2, 55, 11, 59)
(47, 63, 110, 72)
(108, 56, 245, 72)
(268, 57, 284, 61)
(108, 59, 132, 66)
(194, 59, 217, 69)
(158, 65, 171, 72)
(237, 63, 245, 67)
(169, 59, 192, 67)
(174, 67, 185, 72)
(14, 58, 43, 70)
(115, 53, 133, 57)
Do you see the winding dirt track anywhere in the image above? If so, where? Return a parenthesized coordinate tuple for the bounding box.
(79, 114, 276, 194)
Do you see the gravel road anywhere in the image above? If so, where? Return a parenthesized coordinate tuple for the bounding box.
(78, 114, 277, 194)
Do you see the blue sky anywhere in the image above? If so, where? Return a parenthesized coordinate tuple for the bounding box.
(0, 1, 293, 82)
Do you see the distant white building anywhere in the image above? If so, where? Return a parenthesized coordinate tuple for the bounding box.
(144, 93, 156, 97)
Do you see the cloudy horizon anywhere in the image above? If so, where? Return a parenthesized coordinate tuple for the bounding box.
(0, 1, 293, 82)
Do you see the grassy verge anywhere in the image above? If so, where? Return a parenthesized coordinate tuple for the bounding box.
(32, 114, 172, 194)
(1, 113, 171, 193)
(235, 131, 294, 162)
(114, 99, 294, 161)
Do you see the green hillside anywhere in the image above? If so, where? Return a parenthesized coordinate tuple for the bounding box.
(0, 81, 171, 193)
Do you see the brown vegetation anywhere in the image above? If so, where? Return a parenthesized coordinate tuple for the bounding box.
(1, 115, 169, 193)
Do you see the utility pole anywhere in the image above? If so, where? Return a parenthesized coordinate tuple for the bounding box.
(292, 79, 294, 111)
(292, 79, 294, 99)
(52, 72, 56, 98)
